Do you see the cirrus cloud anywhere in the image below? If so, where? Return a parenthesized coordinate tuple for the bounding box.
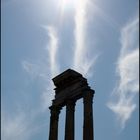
(107, 15, 139, 129)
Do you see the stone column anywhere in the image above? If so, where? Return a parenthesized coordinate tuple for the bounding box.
(83, 90, 94, 140)
(49, 105, 61, 140)
(65, 100, 76, 140)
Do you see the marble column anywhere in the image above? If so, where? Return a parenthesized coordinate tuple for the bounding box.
(83, 90, 94, 140)
(65, 100, 76, 140)
(49, 106, 61, 140)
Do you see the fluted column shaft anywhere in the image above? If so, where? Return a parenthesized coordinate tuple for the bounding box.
(83, 90, 94, 140)
(65, 100, 76, 140)
(49, 106, 61, 140)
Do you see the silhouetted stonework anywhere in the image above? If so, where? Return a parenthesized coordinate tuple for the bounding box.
(48, 69, 95, 140)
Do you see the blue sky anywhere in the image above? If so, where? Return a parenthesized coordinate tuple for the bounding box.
(1, 0, 139, 140)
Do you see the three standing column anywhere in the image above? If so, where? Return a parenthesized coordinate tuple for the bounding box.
(48, 90, 94, 140)
(65, 100, 76, 140)
(83, 90, 94, 140)
(49, 106, 61, 140)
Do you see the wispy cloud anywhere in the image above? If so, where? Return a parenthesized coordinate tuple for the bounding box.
(22, 60, 42, 80)
(107, 15, 139, 129)
(22, 25, 60, 78)
(45, 26, 60, 78)
(1, 111, 31, 140)
(40, 25, 60, 110)
(7, 25, 59, 140)
(21, 25, 60, 110)
(73, 0, 98, 77)
(1, 109, 48, 140)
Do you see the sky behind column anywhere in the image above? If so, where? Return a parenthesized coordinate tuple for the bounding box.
(1, 0, 139, 140)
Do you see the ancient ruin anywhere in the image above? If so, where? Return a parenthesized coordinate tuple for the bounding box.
(48, 69, 95, 140)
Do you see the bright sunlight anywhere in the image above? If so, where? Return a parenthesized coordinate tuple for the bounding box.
(60, 0, 79, 10)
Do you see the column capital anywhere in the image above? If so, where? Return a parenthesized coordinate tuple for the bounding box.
(49, 105, 62, 111)
(49, 105, 62, 121)
(83, 90, 94, 104)
(66, 99, 76, 112)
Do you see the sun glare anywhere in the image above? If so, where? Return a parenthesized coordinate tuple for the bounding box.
(61, 0, 79, 10)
